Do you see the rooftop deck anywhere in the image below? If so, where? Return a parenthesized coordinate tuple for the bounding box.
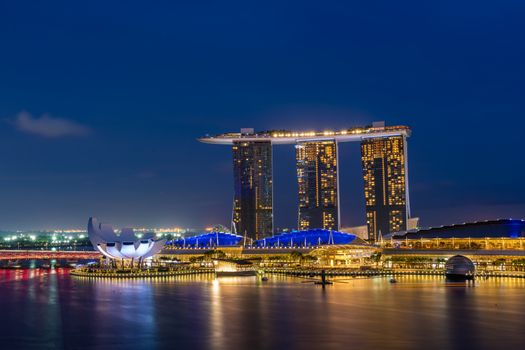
(198, 124, 411, 145)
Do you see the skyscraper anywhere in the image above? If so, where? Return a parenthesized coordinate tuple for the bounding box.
(200, 122, 411, 241)
(361, 135, 410, 240)
(232, 140, 273, 240)
(296, 140, 339, 230)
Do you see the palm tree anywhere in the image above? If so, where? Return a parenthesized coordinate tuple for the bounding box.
(370, 252, 382, 267)
(290, 251, 304, 263)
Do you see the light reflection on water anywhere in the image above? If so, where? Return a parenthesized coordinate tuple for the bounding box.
(1, 271, 525, 349)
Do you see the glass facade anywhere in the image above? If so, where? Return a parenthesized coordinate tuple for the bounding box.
(397, 219, 525, 239)
(232, 141, 273, 240)
(361, 136, 410, 240)
(296, 140, 339, 230)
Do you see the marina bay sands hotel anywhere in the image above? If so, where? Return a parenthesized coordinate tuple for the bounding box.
(199, 121, 411, 241)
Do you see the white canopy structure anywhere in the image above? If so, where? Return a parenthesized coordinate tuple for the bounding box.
(88, 217, 166, 260)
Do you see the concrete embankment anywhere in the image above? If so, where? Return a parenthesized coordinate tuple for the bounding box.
(264, 268, 525, 279)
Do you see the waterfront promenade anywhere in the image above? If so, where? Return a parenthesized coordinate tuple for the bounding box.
(263, 267, 525, 279)
(5, 245, 525, 280)
(70, 266, 214, 278)
(0, 250, 101, 260)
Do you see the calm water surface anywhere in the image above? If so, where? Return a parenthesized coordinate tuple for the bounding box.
(1, 269, 524, 350)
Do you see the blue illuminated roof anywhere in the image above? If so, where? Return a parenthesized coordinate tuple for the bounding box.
(254, 229, 358, 247)
(167, 232, 242, 247)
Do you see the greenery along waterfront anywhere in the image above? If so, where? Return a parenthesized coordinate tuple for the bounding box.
(0, 230, 185, 250)
(0, 231, 91, 250)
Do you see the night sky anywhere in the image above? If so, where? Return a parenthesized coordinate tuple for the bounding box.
(0, 1, 524, 230)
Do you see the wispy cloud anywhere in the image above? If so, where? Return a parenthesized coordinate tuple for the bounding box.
(9, 111, 91, 138)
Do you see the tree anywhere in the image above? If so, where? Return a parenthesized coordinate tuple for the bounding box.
(203, 249, 227, 260)
(289, 251, 304, 262)
(189, 256, 205, 263)
(302, 254, 317, 264)
(493, 258, 506, 267)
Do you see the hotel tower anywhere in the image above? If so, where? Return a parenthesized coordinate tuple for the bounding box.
(361, 135, 410, 241)
(232, 139, 273, 240)
(296, 140, 339, 230)
(199, 122, 411, 241)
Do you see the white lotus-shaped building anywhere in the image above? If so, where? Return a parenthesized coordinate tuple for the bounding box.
(88, 217, 166, 260)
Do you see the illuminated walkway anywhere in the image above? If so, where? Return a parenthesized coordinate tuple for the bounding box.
(264, 267, 525, 279)
(0, 250, 101, 260)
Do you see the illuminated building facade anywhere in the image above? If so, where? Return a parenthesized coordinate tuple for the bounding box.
(232, 140, 273, 240)
(254, 229, 358, 247)
(361, 135, 410, 240)
(296, 140, 339, 230)
(200, 123, 411, 241)
(88, 217, 166, 260)
(382, 219, 525, 252)
(167, 232, 243, 248)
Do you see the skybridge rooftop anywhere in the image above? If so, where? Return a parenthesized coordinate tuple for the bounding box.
(198, 122, 411, 145)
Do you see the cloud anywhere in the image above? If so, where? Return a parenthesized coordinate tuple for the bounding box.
(9, 111, 91, 138)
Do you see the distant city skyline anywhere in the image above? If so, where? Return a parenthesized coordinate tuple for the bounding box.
(1, 1, 524, 230)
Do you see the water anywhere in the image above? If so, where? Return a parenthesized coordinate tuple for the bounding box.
(1, 270, 525, 350)
(0, 259, 96, 269)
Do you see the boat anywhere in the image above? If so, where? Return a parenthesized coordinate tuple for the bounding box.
(314, 280, 333, 285)
(5, 261, 22, 269)
(216, 270, 257, 277)
(313, 270, 333, 285)
(6, 264, 22, 269)
(214, 259, 258, 277)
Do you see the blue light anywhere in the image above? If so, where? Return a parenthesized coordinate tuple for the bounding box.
(254, 229, 357, 247)
(167, 232, 242, 247)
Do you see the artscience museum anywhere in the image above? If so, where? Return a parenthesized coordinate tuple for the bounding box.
(88, 217, 166, 261)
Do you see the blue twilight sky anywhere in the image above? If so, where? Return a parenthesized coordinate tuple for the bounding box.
(0, 1, 524, 230)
